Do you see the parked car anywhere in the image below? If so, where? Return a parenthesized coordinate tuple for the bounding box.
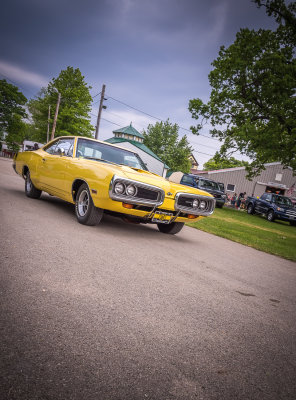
(246, 193, 296, 226)
(13, 136, 215, 235)
(169, 173, 226, 208)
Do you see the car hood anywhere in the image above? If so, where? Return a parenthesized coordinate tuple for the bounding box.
(94, 161, 213, 199)
(201, 188, 225, 196)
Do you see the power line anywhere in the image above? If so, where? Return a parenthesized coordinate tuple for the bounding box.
(92, 91, 101, 99)
(101, 117, 121, 127)
(90, 112, 215, 157)
(90, 112, 121, 127)
(0, 72, 38, 98)
(106, 94, 221, 142)
(104, 109, 129, 122)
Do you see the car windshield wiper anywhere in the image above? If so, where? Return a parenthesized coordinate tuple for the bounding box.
(82, 156, 117, 165)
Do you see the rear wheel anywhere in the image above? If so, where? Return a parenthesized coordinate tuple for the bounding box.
(25, 170, 42, 199)
(290, 221, 296, 227)
(75, 183, 103, 226)
(267, 210, 275, 222)
(157, 222, 184, 235)
(247, 204, 254, 214)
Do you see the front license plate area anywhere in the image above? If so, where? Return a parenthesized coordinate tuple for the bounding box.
(151, 211, 173, 224)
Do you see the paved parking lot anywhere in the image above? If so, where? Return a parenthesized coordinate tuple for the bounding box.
(1, 157, 296, 400)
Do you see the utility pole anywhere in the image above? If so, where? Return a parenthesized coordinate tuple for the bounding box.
(46, 105, 51, 143)
(95, 84, 106, 140)
(51, 92, 61, 141)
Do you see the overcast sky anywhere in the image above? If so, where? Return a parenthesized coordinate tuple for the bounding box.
(0, 0, 276, 167)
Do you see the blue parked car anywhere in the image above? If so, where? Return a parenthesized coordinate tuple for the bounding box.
(169, 173, 226, 208)
(246, 193, 296, 226)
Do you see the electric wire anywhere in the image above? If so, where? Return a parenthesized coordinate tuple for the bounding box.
(105, 94, 221, 142)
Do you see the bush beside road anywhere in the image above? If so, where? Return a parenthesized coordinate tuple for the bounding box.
(188, 207, 296, 262)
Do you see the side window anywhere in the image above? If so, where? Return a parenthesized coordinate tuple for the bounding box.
(266, 193, 272, 202)
(44, 140, 59, 154)
(55, 139, 74, 156)
(44, 138, 74, 156)
(67, 143, 74, 157)
(261, 193, 267, 200)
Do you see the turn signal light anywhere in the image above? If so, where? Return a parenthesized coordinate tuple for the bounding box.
(187, 214, 196, 219)
(122, 203, 134, 209)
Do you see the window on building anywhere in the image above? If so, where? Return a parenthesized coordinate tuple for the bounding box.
(226, 184, 235, 192)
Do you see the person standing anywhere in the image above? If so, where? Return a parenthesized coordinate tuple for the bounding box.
(231, 193, 237, 207)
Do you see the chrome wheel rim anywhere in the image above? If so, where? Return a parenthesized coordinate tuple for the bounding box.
(26, 175, 32, 192)
(77, 189, 89, 217)
(267, 212, 273, 221)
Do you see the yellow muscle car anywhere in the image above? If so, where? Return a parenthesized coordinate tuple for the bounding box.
(13, 136, 215, 235)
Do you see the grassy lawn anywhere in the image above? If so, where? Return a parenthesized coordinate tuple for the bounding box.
(187, 207, 296, 262)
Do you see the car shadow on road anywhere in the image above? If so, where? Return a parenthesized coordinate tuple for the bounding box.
(6, 188, 195, 243)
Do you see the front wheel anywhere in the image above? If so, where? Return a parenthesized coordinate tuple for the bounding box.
(25, 170, 42, 199)
(247, 204, 254, 214)
(157, 222, 184, 235)
(267, 210, 275, 222)
(75, 184, 103, 226)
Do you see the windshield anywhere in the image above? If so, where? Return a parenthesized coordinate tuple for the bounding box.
(198, 179, 220, 191)
(273, 195, 293, 207)
(76, 138, 147, 170)
(218, 182, 224, 192)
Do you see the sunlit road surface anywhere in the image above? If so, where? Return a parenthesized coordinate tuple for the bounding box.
(1, 157, 295, 400)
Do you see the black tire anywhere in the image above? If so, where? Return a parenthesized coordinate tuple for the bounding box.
(25, 170, 42, 199)
(267, 210, 275, 222)
(216, 204, 223, 208)
(157, 222, 184, 235)
(75, 183, 103, 226)
(247, 204, 254, 214)
(290, 221, 296, 227)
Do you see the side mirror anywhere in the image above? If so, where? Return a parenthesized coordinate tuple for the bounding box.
(58, 147, 65, 156)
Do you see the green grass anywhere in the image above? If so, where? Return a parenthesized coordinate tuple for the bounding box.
(187, 207, 296, 262)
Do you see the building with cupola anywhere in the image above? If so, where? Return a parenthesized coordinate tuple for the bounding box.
(105, 123, 169, 177)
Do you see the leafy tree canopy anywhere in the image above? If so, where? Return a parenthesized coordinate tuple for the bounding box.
(189, 0, 296, 177)
(0, 79, 27, 140)
(143, 120, 192, 173)
(29, 67, 94, 143)
(203, 151, 249, 171)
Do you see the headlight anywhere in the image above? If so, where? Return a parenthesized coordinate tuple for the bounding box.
(200, 200, 206, 210)
(277, 207, 285, 212)
(114, 182, 125, 194)
(126, 184, 137, 197)
(192, 199, 199, 208)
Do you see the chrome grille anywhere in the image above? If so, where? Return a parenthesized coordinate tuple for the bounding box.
(109, 175, 164, 206)
(286, 209, 296, 218)
(175, 193, 215, 216)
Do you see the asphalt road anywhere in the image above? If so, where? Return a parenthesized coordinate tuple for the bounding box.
(0, 157, 296, 400)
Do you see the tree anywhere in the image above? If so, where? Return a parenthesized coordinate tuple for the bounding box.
(0, 79, 27, 141)
(143, 120, 192, 173)
(5, 117, 31, 152)
(29, 67, 94, 143)
(203, 152, 249, 171)
(189, 0, 296, 177)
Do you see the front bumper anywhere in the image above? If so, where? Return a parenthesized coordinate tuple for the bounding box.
(275, 212, 296, 223)
(92, 176, 215, 224)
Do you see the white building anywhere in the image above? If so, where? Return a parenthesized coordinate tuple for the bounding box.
(197, 162, 296, 198)
(105, 124, 169, 177)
